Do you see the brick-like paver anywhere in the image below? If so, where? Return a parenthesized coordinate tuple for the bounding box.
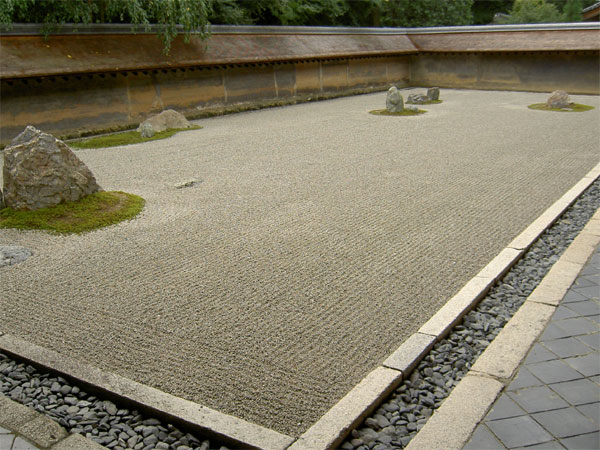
(0, 426, 37, 450)
(464, 245, 600, 449)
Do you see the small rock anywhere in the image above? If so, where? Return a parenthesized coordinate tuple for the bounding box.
(546, 90, 572, 109)
(103, 401, 118, 416)
(406, 93, 429, 104)
(143, 434, 158, 446)
(142, 426, 159, 438)
(137, 109, 191, 133)
(139, 122, 155, 138)
(374, 414, 390, 428)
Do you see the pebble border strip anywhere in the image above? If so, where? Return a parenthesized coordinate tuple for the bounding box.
(0, 168, 598, 450)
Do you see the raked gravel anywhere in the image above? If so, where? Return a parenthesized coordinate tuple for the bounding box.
(0, 176, 597, 450)
(1, 89, 599, 436)
(339, 179, 600, 449)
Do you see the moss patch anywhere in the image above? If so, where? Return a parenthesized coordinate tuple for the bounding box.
(69, 126, 201, 149)
(0, 191, 145, 234)
(528, 103, 594, 112)
(369, 109, 426, 116)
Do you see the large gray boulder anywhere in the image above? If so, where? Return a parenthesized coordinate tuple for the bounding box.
(386, 87, 404, 112)
(546, 90, 572, 109)
(137, 109, 191, 133)
(3, 126, 101, 211)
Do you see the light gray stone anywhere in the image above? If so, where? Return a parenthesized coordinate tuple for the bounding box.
(427, 87, 440, 100)
(0, 246, 32, 267)
(406, 93, 428, 104)
(139, 122, 155, 138)
(137, 109, 191, 133)
(546, 90, 572, 109)
(405, 105, 420, 112)
(386, 87, 404, 112)
(2, 126, 101, 210)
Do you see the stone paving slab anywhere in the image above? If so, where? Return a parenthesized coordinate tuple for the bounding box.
(0, 395, 104, 450)
(1, 89, 599, 437)
(462, 244, 600, 449)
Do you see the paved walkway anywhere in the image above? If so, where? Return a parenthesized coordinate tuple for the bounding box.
(464, 245, 600, 450)
(1, 426, 37, 450)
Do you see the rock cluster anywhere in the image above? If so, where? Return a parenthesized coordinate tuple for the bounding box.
(2, 126, 101, 211)
(406, 87, 440, 104)
(137, 110, 192, 136)
(546, 90, 572, 109)
(386, 87, 404, 112)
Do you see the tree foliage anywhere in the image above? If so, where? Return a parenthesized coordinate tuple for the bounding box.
(500, 0, 561, 23)
(0, 0, 211, 54)
(1, 0, 594, 54)
(472, 0, 513, 24)
(561, 0, 583, 21)
(379, 0, 475, 27)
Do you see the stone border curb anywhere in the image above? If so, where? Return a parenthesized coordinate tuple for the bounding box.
(0, 337, 294, 450)
(287, 368, 403, 450)
(288, 163, 599, 450)
(403, 204, 600, 450)
(0, 394, 105, 449)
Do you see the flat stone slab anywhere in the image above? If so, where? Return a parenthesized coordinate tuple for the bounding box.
(0, 89, 598, 437)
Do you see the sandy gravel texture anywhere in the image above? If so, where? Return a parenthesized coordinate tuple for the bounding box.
(1, 89, 599, 437)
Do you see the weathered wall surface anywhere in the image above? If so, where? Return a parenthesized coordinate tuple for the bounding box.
(0, 56, 410, 143)
(0, 24, 598, 145)
(410, 52, 599, 94)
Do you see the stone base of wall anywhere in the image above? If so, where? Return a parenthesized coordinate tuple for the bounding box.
(410, 51, 599, 95)
(0, 56, 410, 145)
